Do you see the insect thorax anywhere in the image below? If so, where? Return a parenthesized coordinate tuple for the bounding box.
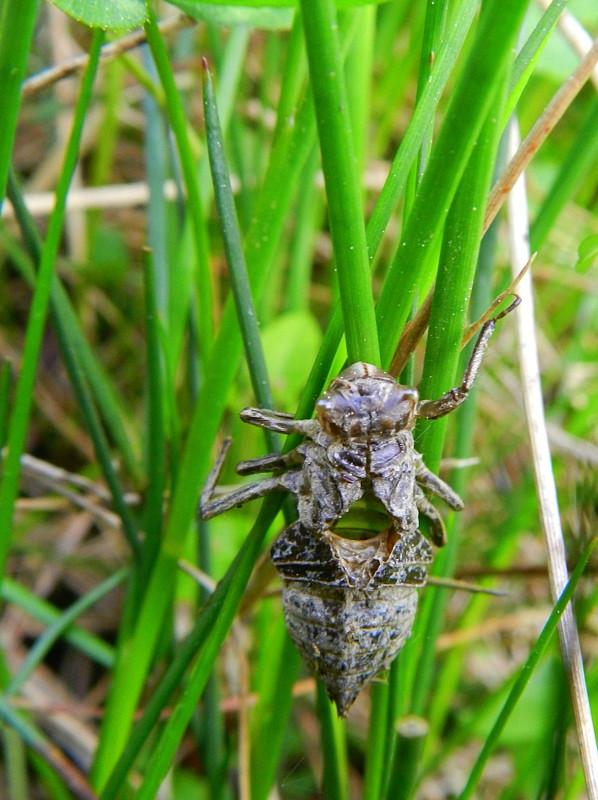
(315, 365, 419, 440)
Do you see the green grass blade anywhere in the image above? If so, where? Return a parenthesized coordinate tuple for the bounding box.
(417, 106, 509, 470)
(0, 0, 39, 205)
(142, 50, 170, 316)
(0, 360, 11, 449)
(91, 46, 318, 787)
(366, 0, 480, 259)
(344, 6, 375, 172)
(141, 250, 166, 573)
(3, 725, 28, 800)
(271, 12, 308, 149)
(317, 682, 349, 800)
(6, 570, 127, 697)
(285, 148, 320, 312)
(106, 495, 283, 800)
(375, 0, 530, 367)
(1, 578, 114, 667)
(457, 536, 597, 800)
(250, 628, 302, 800)
(530, 96, 598, 251)
(363, 680, 390, 800)
(0, 30, 104, 582)
(404, 0, 448, 211)
(505, 0, 568, 121)
(5, 172, 141, 482)
(202, 59, 278, 442)
(300, 0, 379, 365)
(144, 8, 213, 359)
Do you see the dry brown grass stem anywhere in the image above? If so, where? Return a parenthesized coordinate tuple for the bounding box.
(507, 119, 598, 800)
(22, 12, 195, 99)
(486, 34, 598, 230)
(536, 0, 598, 90)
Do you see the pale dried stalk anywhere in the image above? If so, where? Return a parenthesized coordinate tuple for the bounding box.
(506, 120, 598, 800)
(486, 35, 598, 229)
(1, 180, 178, 219)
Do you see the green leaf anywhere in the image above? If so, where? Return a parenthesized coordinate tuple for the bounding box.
(261, 310, 322, 406)
(49, 0, 147, 30)
(576, 234, 598, 273)
(166, 0, 294, 27)
(166, 2, 389, 36)
(170, 0, 388, 8)
(464, 658, 563, 746)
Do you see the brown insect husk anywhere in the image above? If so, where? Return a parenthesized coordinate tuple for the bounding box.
(201, 303, 517, 715)
(271, 522, 431, 716)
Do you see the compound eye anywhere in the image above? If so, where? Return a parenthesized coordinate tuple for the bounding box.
(379, 387, 418, 431)
(316, 386, 368, 437)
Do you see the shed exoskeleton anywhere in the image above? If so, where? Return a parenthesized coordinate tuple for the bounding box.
(271, 521, 432, 714)
(200, 301, 519, 714)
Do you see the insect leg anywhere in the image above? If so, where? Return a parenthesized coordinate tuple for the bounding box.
(416, 297, 520, 420)
(240, 407, 319, 436)
(201, 437, 232, 509)
(414, 485, 447, 547)
(236, 449, 302, 476)
(200, 475, 284, 520)
(200, 438, 285, 520)
(415, 459, 464, 511)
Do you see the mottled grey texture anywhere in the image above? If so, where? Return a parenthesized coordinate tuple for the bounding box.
(283, 582, 418, 716)
(272, 521, 431, 715)
(201, 306, 517, 714)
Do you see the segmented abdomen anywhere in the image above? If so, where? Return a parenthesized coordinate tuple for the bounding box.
(271, 521, 432, 715)
(282, 581, 418, 716)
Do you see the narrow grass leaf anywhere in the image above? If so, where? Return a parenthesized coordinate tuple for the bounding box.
(6, 570, 127, 697)
(363, 679, 390, 800)
(141, 250, 167, 574)
(3, 726, 28, 800)
(5, 172, 141, 481)
(317, 682, 349, 800)
(505, 0, 568, 121)
(0, 361, 11, 449)
(1, 578, 114, 667)
(344, 6, 375, 172)
(202, 60, 278, 445)
(250, 630, 302, 800)
(300, 0, 379, 365)
(366, 0, 480, 259)
(375, 0, 530, 367)
(0, 0, 39, 205)
(457, 536, 597, 800)
(0, 30, 104, 581)
(530, 96, 598, 251)
(144, 8, 214, 360)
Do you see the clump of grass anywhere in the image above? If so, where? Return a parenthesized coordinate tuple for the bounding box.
(1, 1, 597, 798)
